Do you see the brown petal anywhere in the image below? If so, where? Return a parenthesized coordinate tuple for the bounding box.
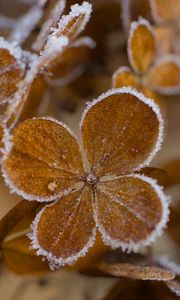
(2, 202, 50, 275)
(81, 89, 163, 177)
(46, 37, 94, 82)
(30, 187, 96, 268)
(145, 56, 180, 95)
(112, 67, 138, 88)
(128, 18, 156, 74)
(166, 280, 180, 296)
(0, 39, 25, 104)
(54, 2, 92, 42)
(95, 174, 168, 251)
(3, 118, 85, 202)
(32, 0, 66, 52)
(150, 0, 180, 23)
(98, 263, 175, 281)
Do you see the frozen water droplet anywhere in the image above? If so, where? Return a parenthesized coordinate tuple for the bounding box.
(48, 181, 57, 192)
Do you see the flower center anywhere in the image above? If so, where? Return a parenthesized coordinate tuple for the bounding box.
(86, 173, 98, 186)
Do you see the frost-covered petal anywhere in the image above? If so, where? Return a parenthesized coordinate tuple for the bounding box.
(98, 263, 175, 281)
(30, 187, 96, 269)
(150, 0, 180, 23)
(0, 38, 25, 105)
(128, 17, 156, 74)
(45, 36, 95, 82)
(54, 1, 92, 42)
(81, 88, 164, 177)
(145, 55, 180, 95)
(112, 66, 138, 88)
(32, 0, 66, 52)
(95, 174, 169, 252)
(2, 117, 85, 202)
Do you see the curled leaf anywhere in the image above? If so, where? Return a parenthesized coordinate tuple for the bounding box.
(98, 263, 175, 281)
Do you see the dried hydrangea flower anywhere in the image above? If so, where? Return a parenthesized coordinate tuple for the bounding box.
(112, 17, 180, 96)
(2, 88, 169, 269)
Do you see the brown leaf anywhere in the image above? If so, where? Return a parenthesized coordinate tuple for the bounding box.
(2, 202, 50, 275)
(98, 263, 175, 281)
(96, 175, 167, 249)
(0, 200, 39, 247)
(128, 18, 156, 74)
(3, 118, 85, 201)
(81, 89, 162, 177)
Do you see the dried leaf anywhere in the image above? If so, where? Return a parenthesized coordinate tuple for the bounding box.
(128, 18, 156, 74)
(3, 118, 85, 201)
(81, 89, 163, 177)
(95, 175, 168, 251)
(98, 263, 175, 281)
(0, 200, 39, 247)
(2, 202, 49, 275)
(145, 56, 180, 95)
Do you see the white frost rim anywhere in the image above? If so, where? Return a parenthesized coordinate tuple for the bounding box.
(94, 173, 170, 253)
(127, 17, 156, 74)
(2, 116, 85, 202)
(80, 87, 164, 172)
(28, 188, 97, 269)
